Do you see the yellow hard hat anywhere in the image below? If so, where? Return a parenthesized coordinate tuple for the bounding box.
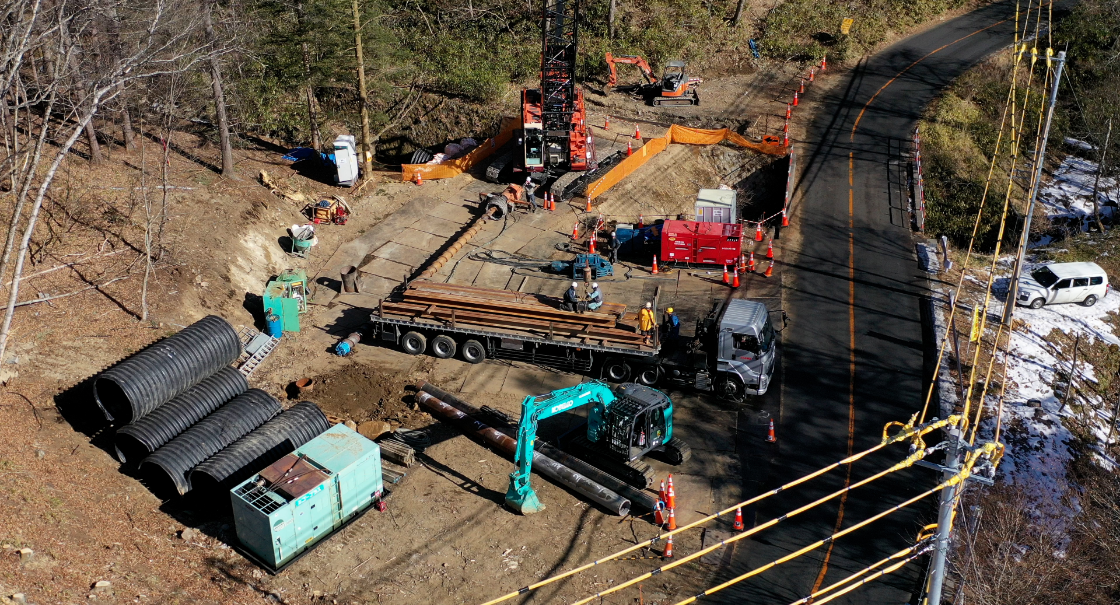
(667, 307, 674, 313)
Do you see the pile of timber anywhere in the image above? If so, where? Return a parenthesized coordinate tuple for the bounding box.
(378, 280, 648, 348)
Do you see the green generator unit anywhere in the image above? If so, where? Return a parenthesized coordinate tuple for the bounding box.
(262, 269, 308, 333)
(230, 424, 383, 572)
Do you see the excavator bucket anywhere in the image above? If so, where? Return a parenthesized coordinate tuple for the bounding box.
(505, 480, 546, 514)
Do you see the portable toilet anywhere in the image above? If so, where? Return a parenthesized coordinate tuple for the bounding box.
(332, 135, 360, 187)
(695, 188, 737, 223)
(231, 424, 383, 572)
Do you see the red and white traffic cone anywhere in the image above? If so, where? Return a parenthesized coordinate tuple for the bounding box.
(654, 501, 665, 527)
(626, 140, 633, 156)
(754, 223, 763, 242)
(414, 170, 423, 186)
(651, 255, 659, 275)
(732, 266, 740, 288)
(659, 480, 666, 506)
(634, 124, 641, 140)
(605, 116, 610, 130)
(799, 78, 805, 94)
(786, 103, 792, 120)
(782, 207, 790, 227)
(722, 264, 730, 285)
(748, 251, 756, 273)
(733, 506, 744, 531)
(809, 67, 816, 82)
(739, 253, 747, 272)
(638, 214, 644, 228)
(666, 475, 676, 511)
(667, 506, 677, 531)
(589, 232, 597, 254)
(784, 118, 789, 134)
(783, 133, 789, 147)
(766, 419, 776, 442)
(793, 91, 799, 107)
(766, 238, 774, 259)
(572, 222, 579, 241)
(821, 54, 827, 71)
(663, 534, 674, 559)
(764, 260, 774, 278)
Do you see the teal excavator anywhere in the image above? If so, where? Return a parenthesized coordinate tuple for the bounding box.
(505, 381, 690, 514)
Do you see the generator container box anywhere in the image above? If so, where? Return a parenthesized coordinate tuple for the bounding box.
(231, 424, 383, 572)
(660, 220, 741, 266)
(695, 189, 737, 223)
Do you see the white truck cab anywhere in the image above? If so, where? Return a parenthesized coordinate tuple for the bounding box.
(1016, 261, 1110, 309)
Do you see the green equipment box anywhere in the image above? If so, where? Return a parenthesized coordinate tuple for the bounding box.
(262, 269, 308, 333)
(231, 424, 383, 573)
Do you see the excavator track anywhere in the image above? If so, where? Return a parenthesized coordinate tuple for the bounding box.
(484, 139, 520, 182)
(560, 433, 655, 489)
(550, 150, 626, 202)
(660, 436, 692, 465)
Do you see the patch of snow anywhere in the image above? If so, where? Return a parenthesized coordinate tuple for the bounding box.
(1063, 137, 1096, 152)
(1038, 155, 1118, 225)
(916, 241, 941, 274)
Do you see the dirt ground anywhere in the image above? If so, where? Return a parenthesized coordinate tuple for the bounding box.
(0, 43, 844, 605)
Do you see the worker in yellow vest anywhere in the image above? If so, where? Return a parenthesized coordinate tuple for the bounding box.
(639, 302, 656, 344)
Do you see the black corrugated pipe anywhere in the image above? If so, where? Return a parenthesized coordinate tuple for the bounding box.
(94, 315, 242, 423)
(139, 389, 281, 496)
(113, 367, 249, 464)
(188, 402, 330, 493)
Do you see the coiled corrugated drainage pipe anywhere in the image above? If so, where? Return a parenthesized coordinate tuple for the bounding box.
(139, 389, 281, 496)
(94, 315, 242, 423)
(113, 367, 249, 463)
(189, 401, 330, 493)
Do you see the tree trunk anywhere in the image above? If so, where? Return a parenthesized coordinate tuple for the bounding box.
(353, 0, 374, 178)
(120, 97, 136, 150)
(733, 0, 746, 27)
(608, 0, 617, 39)
(203, 3, 235, 177)
(296, 2, 322, 150)
(85, 115, 103, 164)
(1090, 118, 1111, 234)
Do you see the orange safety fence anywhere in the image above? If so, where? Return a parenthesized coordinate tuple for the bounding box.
(585, 124, 790, 201)
(400, 116, 519, 182)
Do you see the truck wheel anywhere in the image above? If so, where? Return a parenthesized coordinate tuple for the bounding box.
(430, 334, 457, 359)
(716, 375, 746, 404)
(1083, 294, 1098, 307)
(461, 339, 486, 364)
(635, 365, 661, 386)
(604, 360, 631, 382)
(1029, 298, 1044, 309)
(401, 331, 426, 355)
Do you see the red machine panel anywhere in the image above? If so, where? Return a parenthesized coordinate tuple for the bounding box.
(660, 220, 741, 266)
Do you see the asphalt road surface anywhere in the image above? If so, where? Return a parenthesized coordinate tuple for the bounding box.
(713, 2, 1074, 604)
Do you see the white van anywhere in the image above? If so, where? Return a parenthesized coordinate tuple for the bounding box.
(1015, 261, 1110, 309)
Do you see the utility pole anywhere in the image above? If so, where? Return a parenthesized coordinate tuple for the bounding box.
(925, 426, 962, 605)
(352, 0, 374, 181)
(1004, 51, 1066, 324)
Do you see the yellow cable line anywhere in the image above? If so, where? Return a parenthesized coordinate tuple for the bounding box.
(476, 416, 957, 605)
(801, 550, 929, 605)
(569, 445, 938, 605)
(667, 443, 1000, 605)
(789, 541, 932, 605)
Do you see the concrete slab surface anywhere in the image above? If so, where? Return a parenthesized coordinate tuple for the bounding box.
(390, 227, 451, 252)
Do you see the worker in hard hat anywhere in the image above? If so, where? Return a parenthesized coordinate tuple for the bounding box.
(523, 177, 539, 213)
(562, 281, 581, 312)
(587, 283, 603, 311)
(663, 307, 680, 340)
(639, 301, 656, 344)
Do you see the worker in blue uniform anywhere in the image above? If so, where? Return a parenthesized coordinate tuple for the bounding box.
(587, 283, 603, 311)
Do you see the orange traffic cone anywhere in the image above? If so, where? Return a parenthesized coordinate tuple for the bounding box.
(654, 501, 665, 527)
(414, 170, 423, 186)
(733, 506, 744, 531)
(638, 214, 644, 228)
(666, 475, 676, 511)
(634, 124, 641, 140)
(626, 140, 632, 156)
(667, 507, 677, 531)
(589, 232, 597, 254)
(764, 260, 774, 278)
(793, 91, 799, 107)
(549, 193, 556, 211)
(782, 207, 790, 227)
(799, 78, 805, 94)
(663, 534, 674, 559)
(786, 103, 791, 120)
(651, 255, 659, 275)
(821, 54, 827, 71)
(754, 223, 763, 242)
(784, 118, 789, 134)
(572, 222, 579, 241)
(605, 116, 610, 130)
(783, 133, 789, 147)
(586, 197, 593, 212)
(659, 480, 666, 506)
(748, 251, 756, 273)
(738, 253, 747, 272)
(722, 265, 730, 285)
(766, 239, 774, 259)
(766, 418, 776, 442)
(732, 266, 740, 288)
(809, 67, 816, 82)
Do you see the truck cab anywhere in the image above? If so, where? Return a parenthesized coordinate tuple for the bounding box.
(713, 299, 775, 400)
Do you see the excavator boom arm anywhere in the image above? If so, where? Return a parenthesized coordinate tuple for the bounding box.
(604, 52, 657, 87)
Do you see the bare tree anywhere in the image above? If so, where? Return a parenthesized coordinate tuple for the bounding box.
(203, 1, 235, 177)
(608, 0, 617, 39)
(732, 0, 746, 27)
(353, 0, 373, 178)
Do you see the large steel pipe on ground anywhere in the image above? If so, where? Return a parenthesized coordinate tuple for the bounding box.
(415, 391, 630, 516)
(416, 381, 658, 512)
(94, 315, 242, 423)
(416, 210, 492, 280)
(113, 367, 249, 463)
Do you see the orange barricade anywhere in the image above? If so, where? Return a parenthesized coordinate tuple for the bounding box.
(585, 125, 790, 201)
(400, 116, 519, 182)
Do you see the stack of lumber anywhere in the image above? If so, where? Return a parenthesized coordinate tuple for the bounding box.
(378, 280, 648, 348)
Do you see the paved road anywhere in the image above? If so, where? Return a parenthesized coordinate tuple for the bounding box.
(713, 2, 1073, 603)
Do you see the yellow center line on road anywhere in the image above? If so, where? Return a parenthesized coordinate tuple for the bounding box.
(810, 15, 1013, 598)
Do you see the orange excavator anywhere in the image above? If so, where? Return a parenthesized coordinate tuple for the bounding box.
(604, 52, 701, 106)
